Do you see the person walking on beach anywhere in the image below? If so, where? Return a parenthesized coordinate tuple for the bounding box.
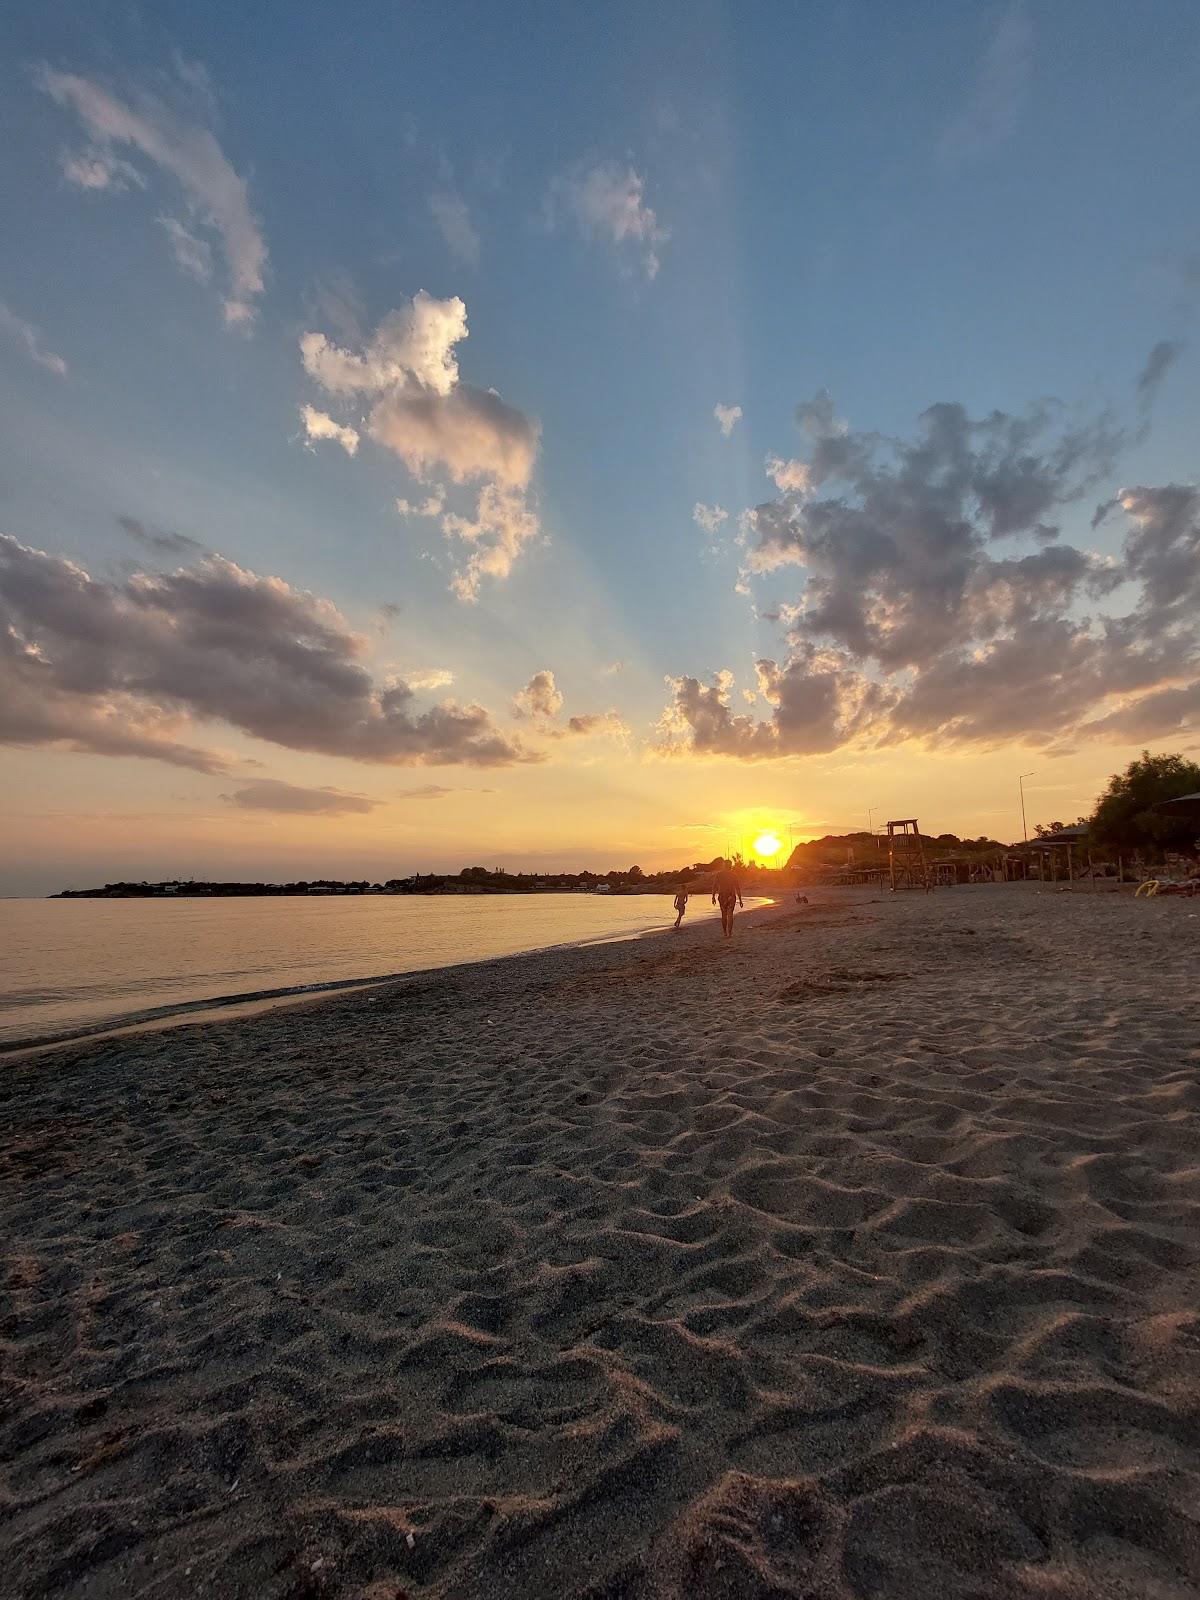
(712, 859, 743, 938)
(672, 882, 690, 928)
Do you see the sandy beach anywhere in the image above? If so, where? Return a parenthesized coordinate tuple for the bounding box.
(2, 885, 1198, 1599)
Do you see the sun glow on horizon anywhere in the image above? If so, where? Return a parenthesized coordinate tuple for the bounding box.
(752, 831, 783, 859)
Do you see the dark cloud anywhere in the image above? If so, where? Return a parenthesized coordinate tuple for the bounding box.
(660, 652, 891, 761)
(221, 779, 376, 815)
(665, 393, 1200, 757)
(742, 395, 1122, 671)
(0, 537, 536, 771)
(118, 515, 206, 557)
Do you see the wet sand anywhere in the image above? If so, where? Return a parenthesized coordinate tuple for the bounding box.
(1, 886, 1198, 1598)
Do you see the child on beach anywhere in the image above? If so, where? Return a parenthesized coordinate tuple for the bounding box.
(672, 884, 689, 927)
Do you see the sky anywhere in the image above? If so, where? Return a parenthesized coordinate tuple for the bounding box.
(1, 1, 1199, 894)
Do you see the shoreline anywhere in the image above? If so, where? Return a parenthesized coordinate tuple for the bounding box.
(0, 895, 783, 1060)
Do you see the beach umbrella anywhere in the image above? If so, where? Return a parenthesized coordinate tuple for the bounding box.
(1152, 791, 1200, 818)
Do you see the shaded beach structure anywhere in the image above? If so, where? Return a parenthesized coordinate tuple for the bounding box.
(1153, 790, 1200, 821)
(886, 818, 933, 892)
(1023, 823, 1091, 885)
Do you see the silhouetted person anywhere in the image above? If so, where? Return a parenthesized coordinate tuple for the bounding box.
(712, 859, 743, 938)
(672, 883, 690, 928)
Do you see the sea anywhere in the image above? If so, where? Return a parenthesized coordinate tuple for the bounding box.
(0, 891, 758, 1049)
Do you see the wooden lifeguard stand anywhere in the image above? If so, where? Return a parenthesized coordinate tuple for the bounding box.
(887, 818, 932, 892)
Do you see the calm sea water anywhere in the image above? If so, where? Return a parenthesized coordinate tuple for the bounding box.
(0, 892, 750, 1047)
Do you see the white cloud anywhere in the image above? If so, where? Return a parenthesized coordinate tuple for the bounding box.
(0, 302, 68, 377)
(300, 294, 542, 597)
(603, 660, 624, 676)
(300, 405, 359, 457)
(766, 455, 811, 493)
(160, 216, 212, 281)
(301, 293, 466, 398)
(549, 161, 668, 279)
(443, 485, 540, 602)
(406, 667, 455, 691)
(38, 68, 267, 327)
(61, 146, 145, 191)
(430, 191, 480, 267)
(938, 2, 1032, 166)
(714, 403, 742, 437)
(513, 668, 564, 721)
(693, 502, 728, 537)
(395, 490, 445, 517)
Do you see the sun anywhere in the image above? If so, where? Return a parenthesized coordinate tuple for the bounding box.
(753, 831, 783, 860)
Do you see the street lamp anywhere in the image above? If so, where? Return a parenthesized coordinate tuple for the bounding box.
(1019, 772, 1036, 843)
(867, 806, 880, 854)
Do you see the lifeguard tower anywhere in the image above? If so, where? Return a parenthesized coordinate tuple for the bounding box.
(887, 818, 932, 892)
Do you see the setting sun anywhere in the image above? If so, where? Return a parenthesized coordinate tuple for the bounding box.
(752, 831, 783, 859)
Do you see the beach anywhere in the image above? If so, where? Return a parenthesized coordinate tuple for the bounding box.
(2, 884, 1198, 1599)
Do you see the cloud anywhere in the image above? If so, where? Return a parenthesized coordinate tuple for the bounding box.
(693, 502, 728, 537)
(658, 654, 882, 761)
(510, 667, 627, 741)
(300, 404, 359, 457)
(513, 668, 564, 721)
(1136, 338, 1183, 405)
(159, 215, 212, 281)
(938, 2, 1032, 166)
(395, 490, 445, 517)
(565, 710, 629, 739)
(430, 191, 480, 267)
(300, 294, 541, 596)
(61, 146, 145, 191)
(441, 485, 540, 602)
(371, 386, 537, 490)
(766, 455, 810, 493)
(714, 403, 742, 437)
(118, 515, 204, 556)
(0, 301, 68, 376)
(396, 782, 496, 799)
(38, 67, 267, 326)
(603, 660, 624, 675)
(661, 389, 1200, 758)
(0, 537, 535, 770)
(221, 779, 377, 815)
(301, 293, 466, 398)
(405, 667, 454, 690)
(548, 161, 668, 279)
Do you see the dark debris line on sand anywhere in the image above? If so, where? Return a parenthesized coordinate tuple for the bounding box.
(1, 887, 1198, 1599)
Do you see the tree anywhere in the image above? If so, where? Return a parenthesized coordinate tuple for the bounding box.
(1089, 752, 1200, 854)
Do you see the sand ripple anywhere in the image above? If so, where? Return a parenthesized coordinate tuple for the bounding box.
(1, 886, 1198, 1597)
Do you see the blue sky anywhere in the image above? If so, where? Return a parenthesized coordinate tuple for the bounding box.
(1, 2, 1198, 891)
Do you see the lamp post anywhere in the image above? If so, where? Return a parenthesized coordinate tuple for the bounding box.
(867, 806, 880, 854)
(1019, 772, 1035, 843)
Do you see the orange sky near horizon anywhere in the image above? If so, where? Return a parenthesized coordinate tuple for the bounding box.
(0, 731, 1162, 895)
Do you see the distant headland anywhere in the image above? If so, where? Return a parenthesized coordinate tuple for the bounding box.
(51, 832, 1017, 897)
